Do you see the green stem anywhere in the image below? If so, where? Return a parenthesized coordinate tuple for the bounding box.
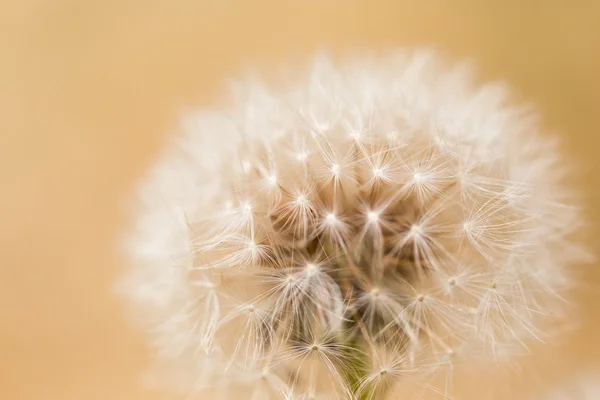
(341, 339, 381, 400)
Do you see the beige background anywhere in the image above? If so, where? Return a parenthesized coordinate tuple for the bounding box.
(1, 1, 600, 399)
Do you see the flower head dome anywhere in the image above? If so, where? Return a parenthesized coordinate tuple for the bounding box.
(121, 50, 587, 399)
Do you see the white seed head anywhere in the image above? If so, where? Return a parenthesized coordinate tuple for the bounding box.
(120, 50, 588, 399)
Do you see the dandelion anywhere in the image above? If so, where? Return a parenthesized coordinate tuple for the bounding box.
(120, 50, 588, 399)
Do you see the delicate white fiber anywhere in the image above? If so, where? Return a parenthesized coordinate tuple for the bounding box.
(120, 50, 587, 399)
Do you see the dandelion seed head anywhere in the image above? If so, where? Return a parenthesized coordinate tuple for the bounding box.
(120, 50, 589, 399)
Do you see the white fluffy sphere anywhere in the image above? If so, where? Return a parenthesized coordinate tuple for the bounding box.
(120, 50, 587, 399)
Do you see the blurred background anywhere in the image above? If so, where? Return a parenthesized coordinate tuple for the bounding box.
(1, 1, 599, 399)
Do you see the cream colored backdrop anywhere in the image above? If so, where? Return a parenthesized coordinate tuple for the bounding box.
(1, 1, 599, 399)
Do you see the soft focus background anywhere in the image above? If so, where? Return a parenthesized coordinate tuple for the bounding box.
(1, 1, 599, 399)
